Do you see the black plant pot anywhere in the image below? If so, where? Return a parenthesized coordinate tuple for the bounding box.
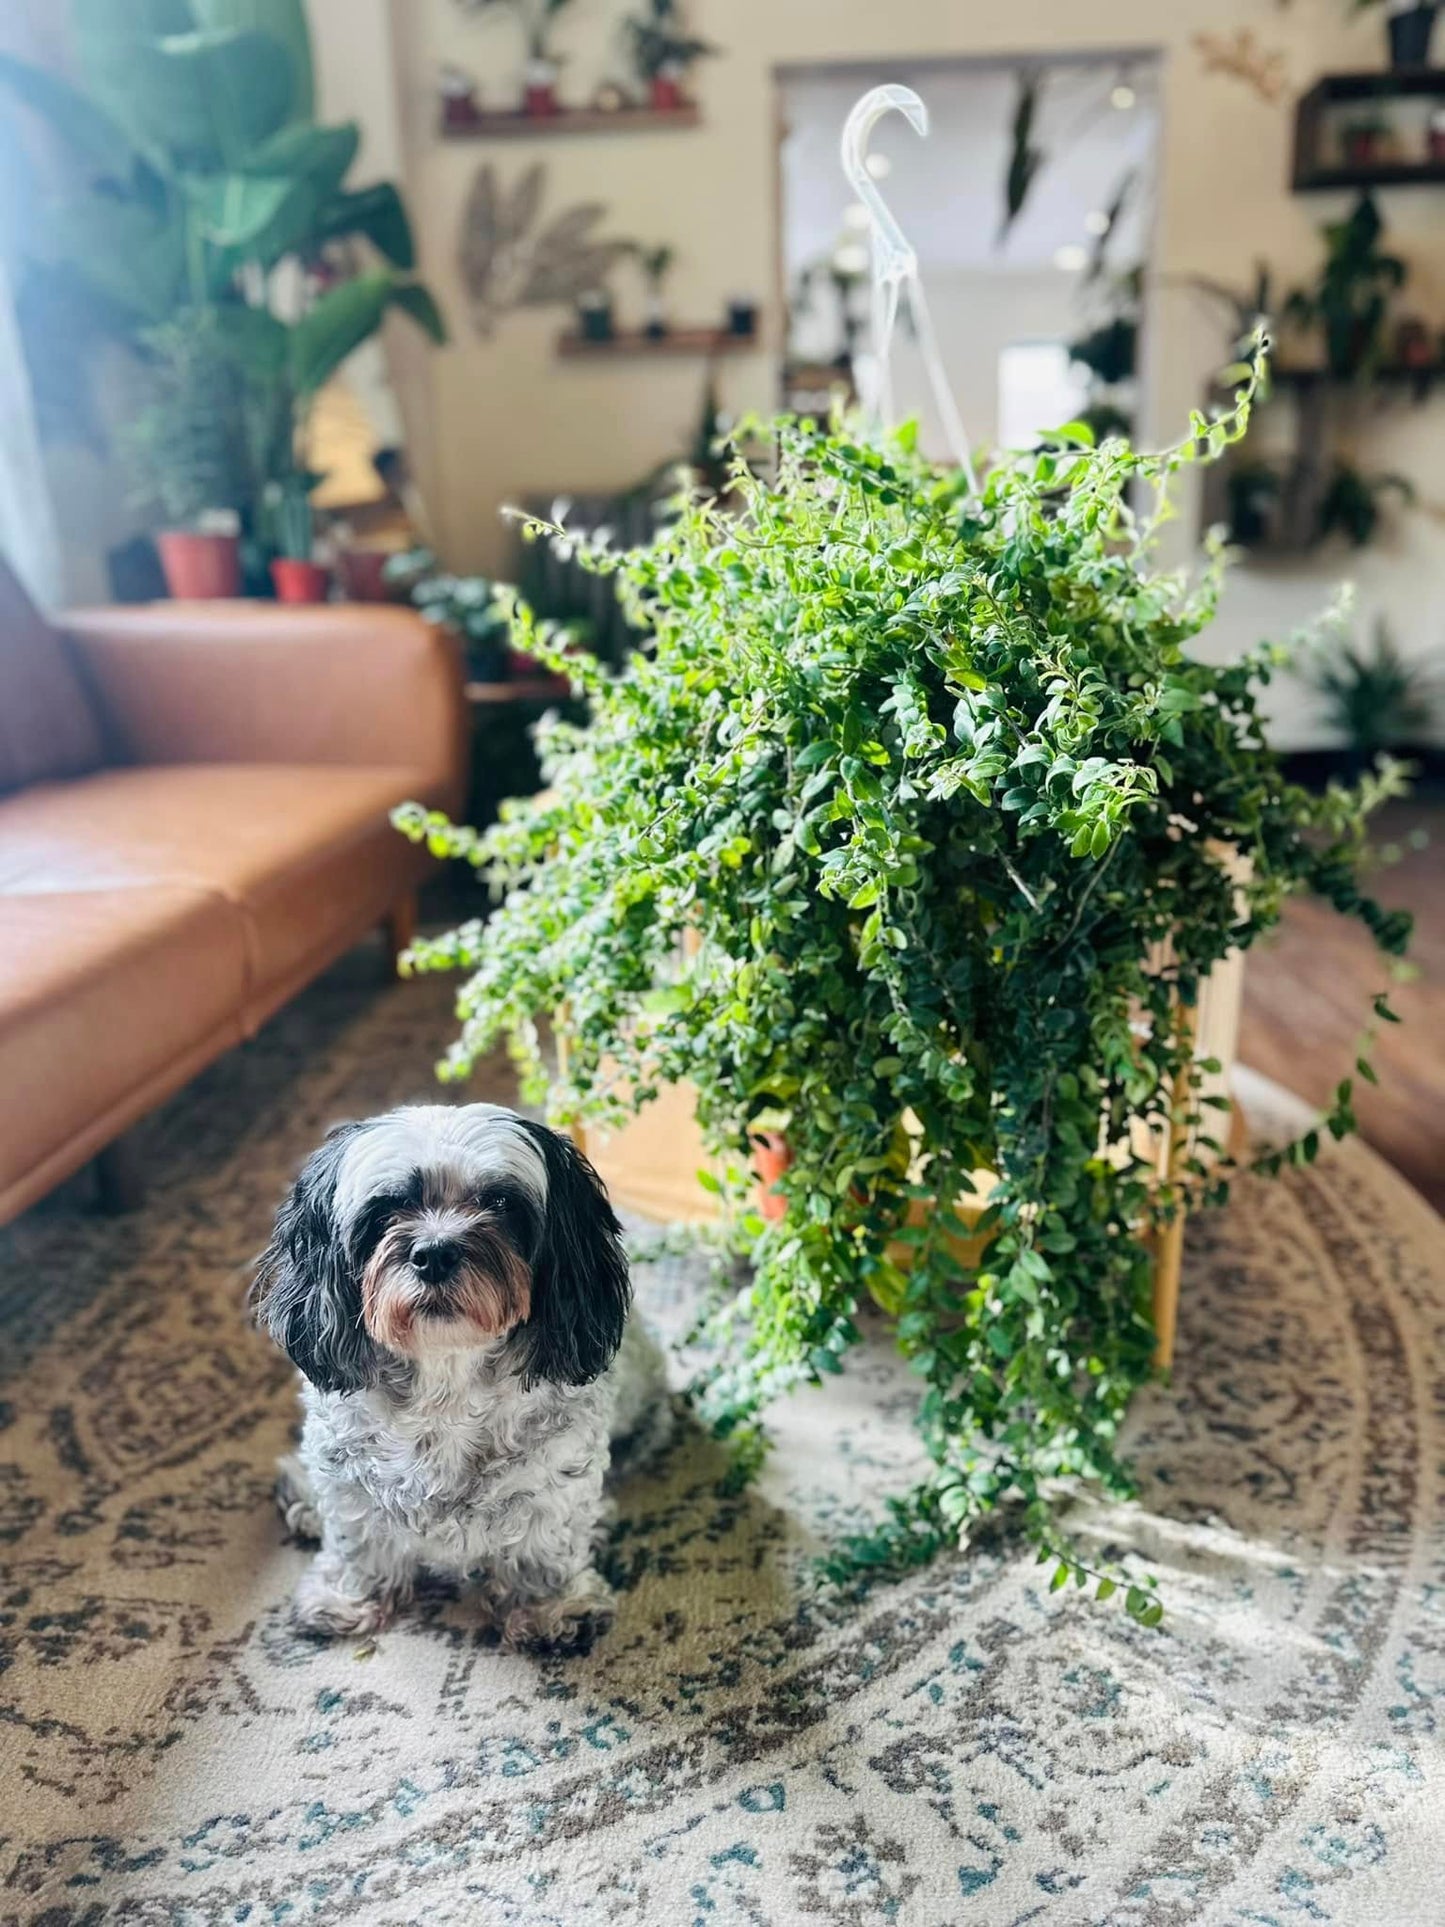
(1387, 4, 1437, 69)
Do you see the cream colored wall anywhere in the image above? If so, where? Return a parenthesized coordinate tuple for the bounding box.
(308, 0, 1445, 746)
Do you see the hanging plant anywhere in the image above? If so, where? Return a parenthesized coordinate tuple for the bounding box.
(396, 339, 1411, 1612)
(997, 70, 1045, 246)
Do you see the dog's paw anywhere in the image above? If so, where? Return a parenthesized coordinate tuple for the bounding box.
(501, 1574, 616, 1658)
(292, 1563, 394, 1641)
(274, 1454, 321, 1544)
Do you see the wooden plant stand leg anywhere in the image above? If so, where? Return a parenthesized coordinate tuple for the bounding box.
(383, 892, 418, 975)
(1152, 1000, 1200, 1373)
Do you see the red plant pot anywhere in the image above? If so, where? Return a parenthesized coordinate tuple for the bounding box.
(271, 558, 330, 604)
(157, 530, 241, 600)
(750, 1132, 792, 1222)
(1343, 130, 1382, 167)
(1429, 128, 1445, 163)
(336, 549, 393, 603)
(524, 81, 559, 115)
(650, 74, 684, 112)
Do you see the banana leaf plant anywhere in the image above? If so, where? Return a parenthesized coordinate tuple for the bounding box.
(0, 0, 444, 500)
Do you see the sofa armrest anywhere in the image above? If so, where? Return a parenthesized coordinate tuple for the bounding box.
(62, 602, 468, 815)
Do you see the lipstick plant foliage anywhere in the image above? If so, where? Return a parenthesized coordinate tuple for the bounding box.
(396, 341, 1409, 1615)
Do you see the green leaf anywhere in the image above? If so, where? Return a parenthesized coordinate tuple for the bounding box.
(0, 53, 139, 179)
(314, 181, 416, 268)
(289, 269, 445, 394)
(191, 0, 315, 123)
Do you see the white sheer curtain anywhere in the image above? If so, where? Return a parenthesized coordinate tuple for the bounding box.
(0, 257, 62, 608)
(0, 0, 64, 607)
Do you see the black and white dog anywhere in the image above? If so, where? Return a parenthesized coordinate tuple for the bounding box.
(254, 1103, 668, 1653)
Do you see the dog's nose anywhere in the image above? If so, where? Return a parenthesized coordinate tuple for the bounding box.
(410, 1237, 462, 1286)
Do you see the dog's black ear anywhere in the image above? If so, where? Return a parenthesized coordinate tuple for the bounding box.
(252, 1122, 380, 1394)
(513, 1122, 630, 1387)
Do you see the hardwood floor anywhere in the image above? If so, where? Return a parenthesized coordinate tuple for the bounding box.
(1238, 800, 1444, 1212)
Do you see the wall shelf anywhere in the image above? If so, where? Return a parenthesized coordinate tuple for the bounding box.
(557, 326, 760, 359)
(441, 103, 700, 141)
(1293, 68, 1445, 191)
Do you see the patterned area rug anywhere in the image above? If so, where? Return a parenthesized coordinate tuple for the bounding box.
(1, 948, 1441, 1926)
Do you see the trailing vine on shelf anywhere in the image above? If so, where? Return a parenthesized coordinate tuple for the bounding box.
(396, 335, 1410, 1619)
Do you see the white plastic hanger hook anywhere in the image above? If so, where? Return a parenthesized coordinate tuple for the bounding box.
(841, 84, 927, 291)
(838, 84, 976, 491)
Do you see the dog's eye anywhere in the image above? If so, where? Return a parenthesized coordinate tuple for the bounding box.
(476, 1190, 512, 1215)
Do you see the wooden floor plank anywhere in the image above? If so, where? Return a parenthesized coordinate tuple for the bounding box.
(1239, 801, 1443, 1210)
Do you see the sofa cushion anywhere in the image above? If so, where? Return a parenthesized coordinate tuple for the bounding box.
(0, 763, 435, 1009)
(0, 560, 105, 796)
(0, 883, 249, 1216)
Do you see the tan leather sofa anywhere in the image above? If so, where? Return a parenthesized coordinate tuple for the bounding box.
(0, 569, 467, 1222)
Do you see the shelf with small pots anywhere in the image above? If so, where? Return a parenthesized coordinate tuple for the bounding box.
(557, 323, 760, 359)
(1293, 67, 1445, 191)
(439, 100, 701, 139)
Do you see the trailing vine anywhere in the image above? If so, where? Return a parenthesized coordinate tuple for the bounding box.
(397, 336, 1410, 1619)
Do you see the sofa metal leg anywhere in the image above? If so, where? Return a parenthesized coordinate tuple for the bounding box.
(95, 1136, 145, 1215)
(384, 892, 418, 975)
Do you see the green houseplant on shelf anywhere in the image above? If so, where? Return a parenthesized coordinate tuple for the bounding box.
(1308, 620, 1436, 770)
(623, 1, 715, 112)
(396, 339, 1411, 1613)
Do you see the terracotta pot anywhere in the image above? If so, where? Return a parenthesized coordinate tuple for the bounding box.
(271, 558, 330, 604)
(156, 530, 241, 600)
(650, 73, 684, 111)
(750, 1132, 792, 1222)
(336, 549, 393, 602)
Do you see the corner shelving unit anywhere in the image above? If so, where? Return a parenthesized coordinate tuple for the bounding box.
(1292, 69, 1445, 191)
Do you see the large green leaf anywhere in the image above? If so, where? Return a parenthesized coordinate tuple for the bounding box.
(313, 182, 415, 269)
(388, 282, 447, 345)
(191, 0, 314, 123)
(47, 198, 187, 323)
(191, 124, 358, 255)
(0, 53, 138, 180)
(289, 270, 446, 395)
(72, 24, 295, 173)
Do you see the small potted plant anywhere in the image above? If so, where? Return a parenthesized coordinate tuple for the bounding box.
(638, 244, 676, 338)
(725, 295, 759, 339)
(1357, 0, 1439, 68)
(577, 288, 616, 343)
(1284, 193, 1407, 378)
(624, 0, 714, 111)
(1340, 113, 1392, 166)
(459, 0, 575, 115)
(124, 311, 249, 600)
(1428, 104, 1445, 161)
(440, 63, 484, 132)
(268, 474, 330, 603)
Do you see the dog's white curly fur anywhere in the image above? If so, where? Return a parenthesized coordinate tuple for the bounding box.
(278, 1320, 668, 1648)
(257, 1104, 669, 1654)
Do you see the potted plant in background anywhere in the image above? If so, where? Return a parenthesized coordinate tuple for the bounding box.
(0, 0, 445, 588)
(577, 288, 616, 343)
(458, 0, 576, 115)
(397, 340, 1411, 1605)
(1340, 112, 1393, 167)
(1307, 621, 1436, 772)
(268, 472, 329, 603)
(1316, 459, 1415, 545)
(122, 311, 250, 599)
(623, 0, 715, 111)
(638, 244, 676, 338)
(1284, 194, 1406, 378)
(1355, 0, 1440, 68)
